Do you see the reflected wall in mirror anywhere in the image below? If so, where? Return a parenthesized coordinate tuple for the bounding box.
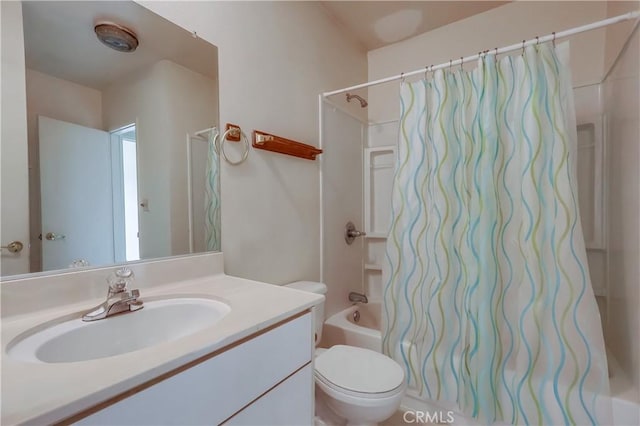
(0, 1, 220, 277)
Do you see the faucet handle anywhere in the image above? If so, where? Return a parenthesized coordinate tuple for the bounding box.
(107, 268, 134, 293)
(115, 268, 134, 279)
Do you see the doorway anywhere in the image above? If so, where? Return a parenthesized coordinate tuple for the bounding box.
(111, 124, 140, 262)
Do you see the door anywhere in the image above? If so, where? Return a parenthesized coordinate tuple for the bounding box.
(1, 1, 30, 276)
(39, 116, 114, 271)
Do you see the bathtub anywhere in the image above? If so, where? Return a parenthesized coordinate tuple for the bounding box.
(323, 303, 382, 352)
(323, 303, 639, 426)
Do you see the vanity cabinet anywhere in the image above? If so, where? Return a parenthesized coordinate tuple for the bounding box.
(74, 312, 314, 425)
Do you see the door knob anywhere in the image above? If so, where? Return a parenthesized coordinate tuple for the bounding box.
(1, 241, 24, 253)
(45, 232, 66, 241)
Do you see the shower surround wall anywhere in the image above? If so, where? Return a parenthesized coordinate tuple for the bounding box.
(321, 103, 366, 317)
(603, 23, 640, 400)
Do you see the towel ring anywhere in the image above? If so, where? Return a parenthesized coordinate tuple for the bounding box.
(216, 128, 250, 165)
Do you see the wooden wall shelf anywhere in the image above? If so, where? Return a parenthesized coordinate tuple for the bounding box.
(252, 130, 322, 161)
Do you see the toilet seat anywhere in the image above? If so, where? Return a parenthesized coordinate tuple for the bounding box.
(315, 345, 405, 399)
(315, 372, 405, 400)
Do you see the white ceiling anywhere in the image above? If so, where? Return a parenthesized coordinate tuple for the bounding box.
(321, 1, 509, 51)
(22, 1, 218, 90)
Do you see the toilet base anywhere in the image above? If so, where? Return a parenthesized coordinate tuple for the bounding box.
(315, 383, 402, 426)
(315, 391, 347, 426)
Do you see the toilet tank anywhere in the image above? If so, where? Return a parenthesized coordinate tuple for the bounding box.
(285, 281, 327, 345)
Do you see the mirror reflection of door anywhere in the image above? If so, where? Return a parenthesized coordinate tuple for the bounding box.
(1, 0, 220, 278)
(39, 117, 141, 271)
(111, 124, 140, 263)
(39, 116, 114, 271)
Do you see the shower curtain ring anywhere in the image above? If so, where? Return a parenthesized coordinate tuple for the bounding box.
(460, 57, 463, 70)
(424, 66, 429, 80)
(522, 40, 526, 56)
(552, 32, 556, 48)
(449, 59, 452, 70)
(494, 47, 498, 63)
(400, 72, 405, 85)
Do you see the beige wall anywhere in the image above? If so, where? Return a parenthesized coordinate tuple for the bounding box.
(367, 1, 608, 122)
(139, 1, 367, 284)
(24, 69, 104, 272)
(25, 69, 103, 130)
(604, 1, 640, 75)
(1, 1, 30, 276)
(103, 59, 217, 260)
(604, 23, 640, 399)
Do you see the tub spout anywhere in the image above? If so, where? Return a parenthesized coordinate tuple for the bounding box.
(349, 292, 368, 304)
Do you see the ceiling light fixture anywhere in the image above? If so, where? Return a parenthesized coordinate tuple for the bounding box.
(94, 22, 138, 53)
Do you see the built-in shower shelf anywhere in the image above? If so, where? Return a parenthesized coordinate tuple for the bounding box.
(364, 264, 383, 271)
(364, 146, 395, 237)
(370, 164, 394, 170)
(576, 118, 604, 249)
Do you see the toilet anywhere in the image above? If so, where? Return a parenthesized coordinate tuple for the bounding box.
(285, 281, 406, 426)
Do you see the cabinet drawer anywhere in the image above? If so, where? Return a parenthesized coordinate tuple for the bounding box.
(77, 312, 313, 425)
(225, 363, 313, 425)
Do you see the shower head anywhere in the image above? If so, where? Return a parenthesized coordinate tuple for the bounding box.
(346, 93, 368, 108)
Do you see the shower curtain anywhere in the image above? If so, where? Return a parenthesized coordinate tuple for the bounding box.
(204, 129, 221, 251)
(382, 43, 609, 425)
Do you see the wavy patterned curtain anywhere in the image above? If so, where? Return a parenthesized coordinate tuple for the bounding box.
(382, 43, 609, 425)
(204, 129, 221, 251)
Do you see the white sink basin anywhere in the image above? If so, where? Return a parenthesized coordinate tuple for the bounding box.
(7, 297, 231, 363)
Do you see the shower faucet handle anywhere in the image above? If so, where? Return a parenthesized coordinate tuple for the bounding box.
(345, 221, 366, 245)
(349, 292, 368, 304)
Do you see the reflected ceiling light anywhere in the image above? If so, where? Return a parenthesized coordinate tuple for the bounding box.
(94, 22, 138, 53)
(373, 9, 423, 44)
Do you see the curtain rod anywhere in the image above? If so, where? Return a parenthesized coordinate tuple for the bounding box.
(322, 11, 640, 97)
(193, 126, 218, 138)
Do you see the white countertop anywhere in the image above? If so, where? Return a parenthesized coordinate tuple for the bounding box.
(1, 273, 323, 425)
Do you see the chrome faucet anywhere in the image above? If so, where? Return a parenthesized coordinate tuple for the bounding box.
(82, 268, 143, 321)
(348, 291, 368, 304)
(345, 222, 366, 245)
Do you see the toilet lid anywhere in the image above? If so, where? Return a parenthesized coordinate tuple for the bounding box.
(315, 345, 405, 394)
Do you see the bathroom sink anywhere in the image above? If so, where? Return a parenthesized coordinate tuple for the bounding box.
(7, 297, 231, 363)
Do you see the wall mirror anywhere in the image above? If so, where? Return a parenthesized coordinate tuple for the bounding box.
(1, 1, 220, 277)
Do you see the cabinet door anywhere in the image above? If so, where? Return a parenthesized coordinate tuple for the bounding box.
(225, 364, 313, 425)
(76, 313, 312, 425)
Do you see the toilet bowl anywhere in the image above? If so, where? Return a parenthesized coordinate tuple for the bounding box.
(315, 345, 406, 426)
(285, 282, 406, 426)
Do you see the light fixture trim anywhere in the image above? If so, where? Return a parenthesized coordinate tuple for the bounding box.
(94, 22, 139, 53)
